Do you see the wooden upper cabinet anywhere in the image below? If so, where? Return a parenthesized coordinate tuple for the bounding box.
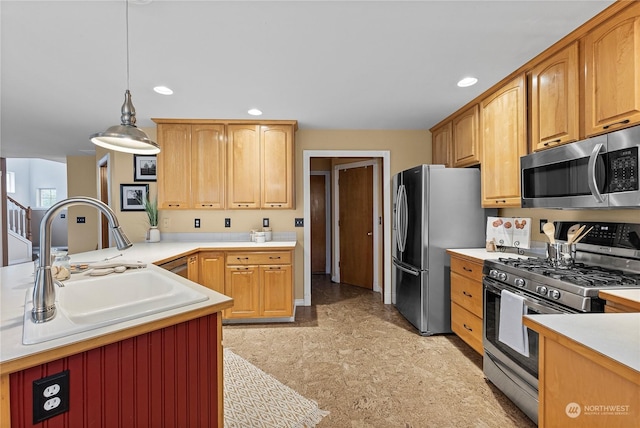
(192, 124, 226, 209)
(452, 104, 480, 167)
(261, 125, 294, 209)
(227, 125, 261, 209)
(431, 122, 452, 167)
(157, 124, 192, 209)
(584, 2, 640, 136)
(480, 74, 527, 208)
(530, 42, 579, 151)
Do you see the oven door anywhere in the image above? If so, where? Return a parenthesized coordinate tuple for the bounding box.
(482, 276, 576, 424)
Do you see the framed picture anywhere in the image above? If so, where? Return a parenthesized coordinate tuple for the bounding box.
(134, 155, 157, 181)
(120, 184, 148, 211)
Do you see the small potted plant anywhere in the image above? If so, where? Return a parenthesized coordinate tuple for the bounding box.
(144, 196, 160, 242)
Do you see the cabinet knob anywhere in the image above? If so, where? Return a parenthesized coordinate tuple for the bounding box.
(269, 256, 281, 259)
(603, 119, 630, 130)
(462, 266, 473, 272)
(462, 291, 473, 298)
(237, 257, 249, 261)
(463, 323, 473, 332)
(269, 267, 281, 270)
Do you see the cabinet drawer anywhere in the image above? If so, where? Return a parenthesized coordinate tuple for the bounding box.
(451, 302, 483, 355)
(226, 251, 291, 265)
(450, 256, 483, 282)
(450, 272, 483, 318)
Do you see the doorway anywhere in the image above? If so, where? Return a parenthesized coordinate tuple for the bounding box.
(303, 150, 392, 306)
(97, 154, 110, 249)
(310, 171, 330, 274)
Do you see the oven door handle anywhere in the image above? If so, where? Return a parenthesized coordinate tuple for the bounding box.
(483, 277, 573, 315)
(587, 142, 605, 203)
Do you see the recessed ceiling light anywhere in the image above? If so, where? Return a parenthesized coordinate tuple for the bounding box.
(248, 108, 263, 116)
(153, 86, 173, 95)
(457, 77, 478, 88)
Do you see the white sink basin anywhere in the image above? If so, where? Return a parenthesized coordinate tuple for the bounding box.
(23, 269, 208, 345)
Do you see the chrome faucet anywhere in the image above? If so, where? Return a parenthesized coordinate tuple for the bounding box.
(32, 196, 132, 323)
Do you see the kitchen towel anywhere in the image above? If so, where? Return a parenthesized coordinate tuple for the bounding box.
(498, 289, 530, 357)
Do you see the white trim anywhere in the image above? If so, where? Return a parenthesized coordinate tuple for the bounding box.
(303, 150, 391, 306)
(97, 154, 111, 249)
(333, 159, 380, 292)
(310, 171, 331, 274)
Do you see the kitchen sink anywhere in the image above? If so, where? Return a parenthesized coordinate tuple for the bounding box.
(23, 269, 208, 345)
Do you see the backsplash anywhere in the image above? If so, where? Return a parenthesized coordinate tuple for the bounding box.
(161, 231, 297, 242)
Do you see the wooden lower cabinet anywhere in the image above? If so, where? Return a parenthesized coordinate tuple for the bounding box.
(187, 254, 199, 283)
(527, 323, 640, 428)
(448, 252, 484, 354)
(224, 251, 294, 320)
(198, 251, 225, 295)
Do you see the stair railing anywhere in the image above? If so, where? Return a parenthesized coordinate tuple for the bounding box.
(7, 195, 32, 241)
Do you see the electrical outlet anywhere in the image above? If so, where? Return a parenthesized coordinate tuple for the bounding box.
(263, 218, 269, 228)
(60, 213, 66, 219)
(163, 218, 171, 228)
(194, 218, 201, 228)
(540, 219, 548, 234)
(225, 218, 231, 228)
(295, 218, 304, 227)
(33, 370, 70, 423)
(76, 216, 85, 224)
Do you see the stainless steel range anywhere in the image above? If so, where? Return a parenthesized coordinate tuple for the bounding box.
(482, 221, 640, 424)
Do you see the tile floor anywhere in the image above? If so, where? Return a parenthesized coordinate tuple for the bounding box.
(223, 275, 536, 427)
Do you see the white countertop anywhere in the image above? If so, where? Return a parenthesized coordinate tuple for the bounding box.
(0, 241, 295, 370)
(599, 289, 640, 304)
(525, 313, 640, 372)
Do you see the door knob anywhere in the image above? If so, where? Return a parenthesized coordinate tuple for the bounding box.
(367, 232, 372, 236)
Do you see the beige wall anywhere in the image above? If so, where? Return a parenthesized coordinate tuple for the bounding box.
(66, 156, 98, 253)
(66, 127, 432, 300)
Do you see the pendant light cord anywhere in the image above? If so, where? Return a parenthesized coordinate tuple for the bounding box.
(125, 0, 130, 91)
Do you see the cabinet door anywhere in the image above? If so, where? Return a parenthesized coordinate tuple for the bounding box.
(531, 42, 579, 151)
(225, 266, 259, 318)
(199, 251, 225, 294)
(259, 264, 293, 317)
(187, 254, 199, 283)
(261, 125, 294, 208)
(584, 2, 640, 136)
(480, 74, 527, 207)
(452, 105, 480, 167)
(227, 125, 260, 209)
(192, 125, 226, 209)
(431, 122, 452, 167)
(157, 124, 191, 209)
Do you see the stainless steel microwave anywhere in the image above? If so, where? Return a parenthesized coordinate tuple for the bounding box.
(521, 125, 639, 209)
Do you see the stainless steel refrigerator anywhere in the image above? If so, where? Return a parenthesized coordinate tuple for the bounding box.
(392, 165, 493, 335)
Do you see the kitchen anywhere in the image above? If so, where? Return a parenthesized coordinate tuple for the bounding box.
(2, 0, 640, 427)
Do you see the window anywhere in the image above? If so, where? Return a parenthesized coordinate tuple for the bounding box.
(38, 188, 57, 208)
(6, 171, 15, 193)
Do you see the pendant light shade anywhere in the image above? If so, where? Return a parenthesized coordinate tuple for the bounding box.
(90, 0, 160, 155)
(91, 90, 160, 154)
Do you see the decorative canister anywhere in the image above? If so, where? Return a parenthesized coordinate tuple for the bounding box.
(263, 227, 272, 241)
(255, 231, 266, 243)
(148, 226, 161, 243)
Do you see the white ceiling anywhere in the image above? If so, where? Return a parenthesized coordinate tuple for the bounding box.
(1, 0, 615, 162)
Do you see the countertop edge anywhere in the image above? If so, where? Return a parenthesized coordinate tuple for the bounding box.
(0, 299, 233, 376)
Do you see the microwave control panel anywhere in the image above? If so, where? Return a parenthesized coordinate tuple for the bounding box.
(608, 146, 638, 193)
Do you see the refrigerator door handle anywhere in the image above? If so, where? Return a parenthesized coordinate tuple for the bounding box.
(393, 259, 420, 276)
(399, 184, 408, 252)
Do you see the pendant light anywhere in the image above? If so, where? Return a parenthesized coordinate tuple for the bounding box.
(90, 0, 160, 154)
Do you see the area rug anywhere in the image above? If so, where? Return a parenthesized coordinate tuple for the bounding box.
(224, 349, 329, 428)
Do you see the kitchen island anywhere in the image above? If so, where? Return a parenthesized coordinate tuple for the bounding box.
(0, 240, 294, 427)
(524, 312, 640, 428)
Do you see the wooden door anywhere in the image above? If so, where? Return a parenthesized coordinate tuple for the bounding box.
(339, 166, 373, 289)
(310, 174, 327, 273)
(260, 264, 293, 317)
(192, 125, 226, 209)
(431, 122, 451, 167)
(261, 125, 294, 208)
(584, 2, 640, 136)
(199, 251, 225, 294)
(99, 161, 109, 248)
(452, 104, 480, 167)
(157, 124, 191, 209)
(224, 265, 259, 318)
(480, 74, 527, 207)
(531, 42, 579, 150)
(227, 125, 260, 209)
